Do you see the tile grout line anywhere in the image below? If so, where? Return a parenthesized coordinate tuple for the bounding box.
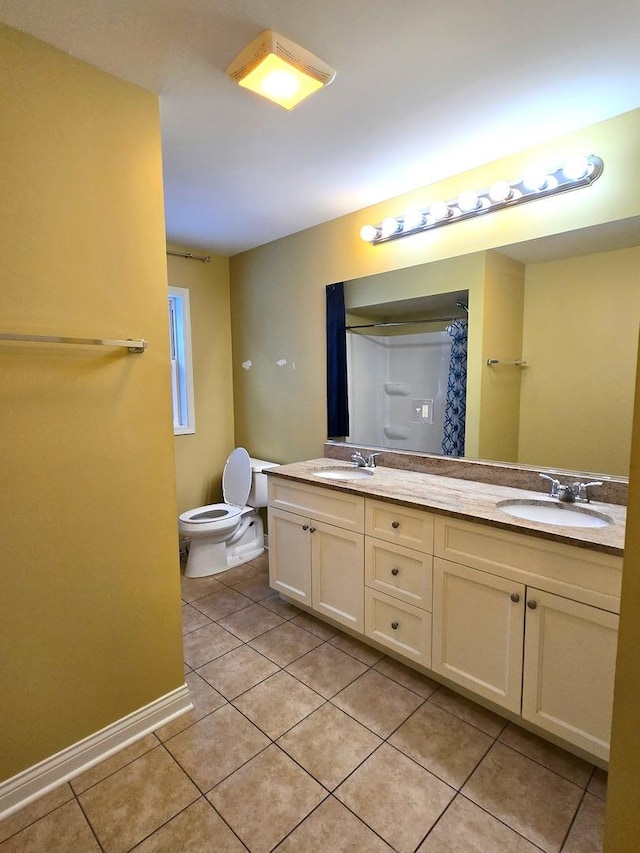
(68, 733, 163, 797)
(159, 726, 272, 814)
(558, 781, 591, 852)
(411, 792, 460, 853)
(71, 788, 107, 853)
(147, 746, 250, 853)
(415, 791, 550, 853)
(267, 739, 396, 849)
(489, 738, 594, 791)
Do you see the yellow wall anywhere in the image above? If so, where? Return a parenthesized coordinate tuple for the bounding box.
(168, 246, 235, 514)
(230, 108, 640, 464)
(518, 246, 640, 475)
(0, 26, 183, 780)
(477, 252, 525, 462)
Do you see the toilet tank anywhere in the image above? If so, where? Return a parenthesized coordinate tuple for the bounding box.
(248, 457, 278, 507)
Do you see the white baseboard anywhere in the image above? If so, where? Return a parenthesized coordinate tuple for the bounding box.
(0, 684, 192, 821)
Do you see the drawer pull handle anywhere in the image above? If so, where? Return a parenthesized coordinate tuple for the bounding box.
(391, 567, 400, 576)
(510, 593, 520, 603)
(302, 525, 309, 531)
(391, 621, 399, 630)
(309, 527, 316, 533)
(527, 599, 538, 610)
(391, 521, 400, 529)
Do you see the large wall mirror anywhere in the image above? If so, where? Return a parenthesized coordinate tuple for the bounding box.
(329, 216, 640, 479)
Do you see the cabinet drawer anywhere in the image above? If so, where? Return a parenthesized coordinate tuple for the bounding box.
(365, 539, 432, 610)
(268, 478, 364, 532)
(364, 588, 431, 666)
(365, 499, 434, 553)
(434, 515, 622, 612)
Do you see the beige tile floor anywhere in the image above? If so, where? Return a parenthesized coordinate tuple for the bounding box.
(0, 552, 608, 852)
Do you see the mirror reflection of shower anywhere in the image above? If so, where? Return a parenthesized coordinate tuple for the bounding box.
(345, 291, 468, 454)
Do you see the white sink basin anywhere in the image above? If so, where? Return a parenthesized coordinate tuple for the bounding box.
(496, 499, 612, 528)
(312, 466, 374, 481)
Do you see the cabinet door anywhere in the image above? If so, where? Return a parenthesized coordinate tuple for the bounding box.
(268, 507, 312, 605)
(311, 520, 364, 631)
(432, 558, 525, 713)
(522, 589, 619, 762)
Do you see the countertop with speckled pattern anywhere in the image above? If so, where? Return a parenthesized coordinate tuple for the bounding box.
(267, 459, 626, 556)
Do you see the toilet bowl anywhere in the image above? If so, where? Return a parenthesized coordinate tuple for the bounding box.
(179, 448, 277, 578)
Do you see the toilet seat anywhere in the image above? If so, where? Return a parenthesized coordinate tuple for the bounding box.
(179, 503, 241, 524)
(179, 449, 253, 527)
(222, 447, 252, 507)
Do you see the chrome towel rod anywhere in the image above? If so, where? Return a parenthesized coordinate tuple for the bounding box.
(487, 358, 527, 367)
(0, 333, 147, 354)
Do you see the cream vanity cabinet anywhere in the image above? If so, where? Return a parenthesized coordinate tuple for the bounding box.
(363, 500, 434, 667)
(432, 515, 621, 761)
(268, 479, 365, 631)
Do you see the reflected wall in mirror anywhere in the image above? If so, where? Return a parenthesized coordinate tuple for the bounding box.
(330, 218, 640, 478)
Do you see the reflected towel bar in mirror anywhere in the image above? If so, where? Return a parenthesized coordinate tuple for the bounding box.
(0, 332, 147, 353)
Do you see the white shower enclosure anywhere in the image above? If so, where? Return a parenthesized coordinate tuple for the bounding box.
(346, 329, 451, 452)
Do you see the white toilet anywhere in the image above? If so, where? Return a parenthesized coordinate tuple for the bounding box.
(179, 448, 277, 578)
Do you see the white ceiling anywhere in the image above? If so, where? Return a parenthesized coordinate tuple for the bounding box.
(2, 0, 640, 256)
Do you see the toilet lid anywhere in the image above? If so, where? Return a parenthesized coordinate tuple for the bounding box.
(222, 447, 252, 507)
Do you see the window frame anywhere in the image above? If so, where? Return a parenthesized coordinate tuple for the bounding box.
(168, 285, 196, 435)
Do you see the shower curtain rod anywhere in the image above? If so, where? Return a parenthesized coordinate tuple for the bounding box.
(346, 316, 465, 330)
(166, 249, 211, 263)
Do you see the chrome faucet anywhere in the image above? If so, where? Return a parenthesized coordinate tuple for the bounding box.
(539, 473, 561, 499)
(351, 451, 381, 468)
(539, 473, 603, 503)
(574, 480, 604, 503)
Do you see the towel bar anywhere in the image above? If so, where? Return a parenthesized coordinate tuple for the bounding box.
(0, 333, 147, 353)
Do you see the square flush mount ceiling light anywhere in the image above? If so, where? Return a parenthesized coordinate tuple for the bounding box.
(225, 30, 336, 110)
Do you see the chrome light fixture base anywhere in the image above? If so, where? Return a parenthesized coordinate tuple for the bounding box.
(361, 155, 603, 245)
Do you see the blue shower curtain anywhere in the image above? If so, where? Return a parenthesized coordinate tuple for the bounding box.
(442, 319, 468, 456)
(326, 282, 350, 438)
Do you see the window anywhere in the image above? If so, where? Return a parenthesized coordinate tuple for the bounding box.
(168, 286, 196, 434)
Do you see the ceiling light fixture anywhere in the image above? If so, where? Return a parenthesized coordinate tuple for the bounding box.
(360, 155, 603, 245)
(225, 30, 336, 110)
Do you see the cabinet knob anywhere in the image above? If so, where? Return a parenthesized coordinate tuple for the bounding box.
(527, 599, 538, 610)
(302, 525, 309, 531)
(309, 526, 316, 533)
(391, 567, 400, 576)
(391, 621, 399, 630)
(510, 593, 520, 603)
(391, 521, 400, 529)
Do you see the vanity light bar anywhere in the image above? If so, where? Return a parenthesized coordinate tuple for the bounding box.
(360, 155, 603, 245)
